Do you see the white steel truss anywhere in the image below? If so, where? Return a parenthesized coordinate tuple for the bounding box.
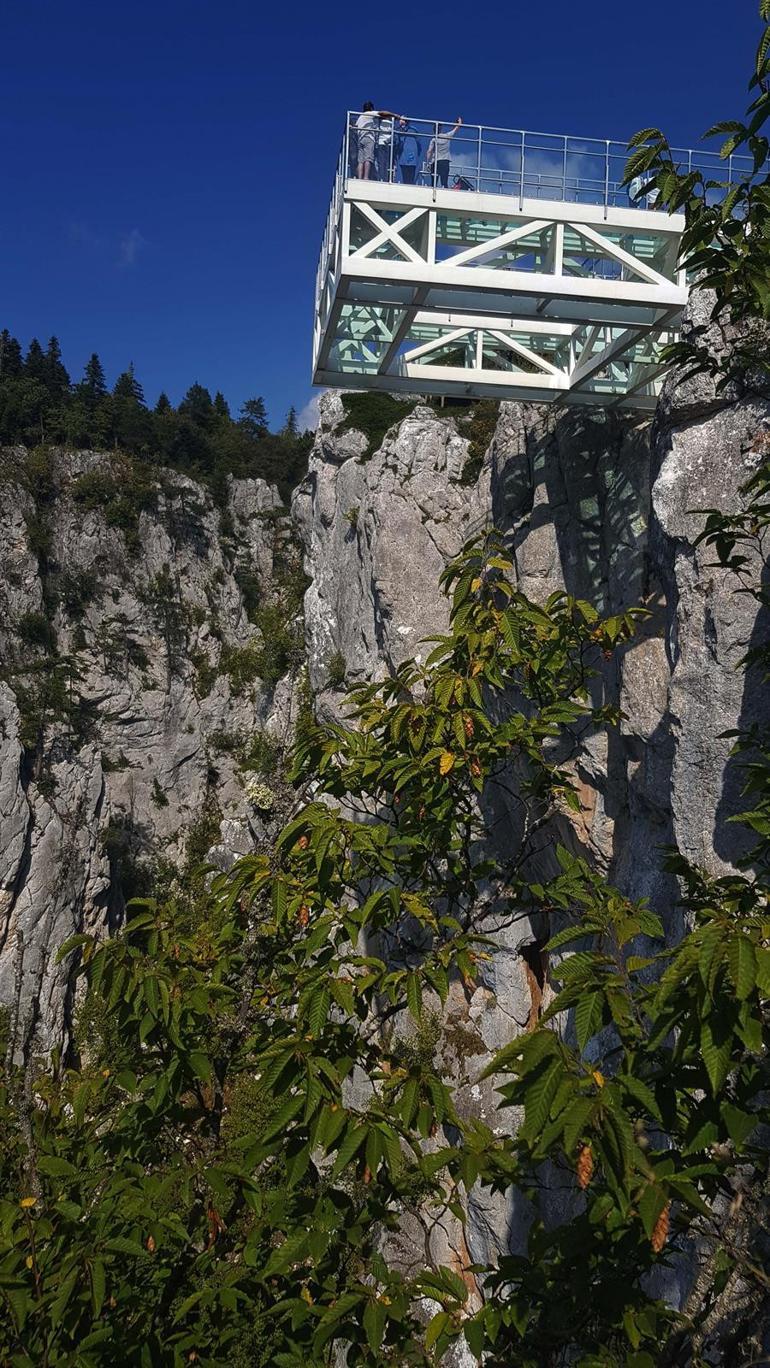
(313, 179, 688, 411)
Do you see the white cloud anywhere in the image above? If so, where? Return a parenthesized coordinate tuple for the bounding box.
(297, 391, 324, 432)
(118, 228, 148, 268)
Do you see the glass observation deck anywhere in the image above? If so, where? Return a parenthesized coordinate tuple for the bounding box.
(312, 114, 749, 410)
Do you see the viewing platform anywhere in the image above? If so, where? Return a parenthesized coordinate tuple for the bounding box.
(312, 115, 747, 411)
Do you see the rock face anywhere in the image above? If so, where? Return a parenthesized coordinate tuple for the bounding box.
(298, 364, 770, 918)
(295, 332, 770, 1286)
(0, 448, 303, 1057)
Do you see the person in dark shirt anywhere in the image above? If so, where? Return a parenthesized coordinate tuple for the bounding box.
(395, 118, 422, 184)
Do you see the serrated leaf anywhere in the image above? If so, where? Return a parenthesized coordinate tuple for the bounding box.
(575, 991, 603, 1052)
(727, 936, 757, 1000)
(363, 1299, 386, 1353)
(721, 1102, 757, 1149)
(700, 1015, 732, 1096)
(521, 1059, 563, 1140)
(425, 1310, 452, 1351)
(90, 1259, 106, 1318)
(562, 1097, 595, 1155)
(329, 1123, 367, 1180)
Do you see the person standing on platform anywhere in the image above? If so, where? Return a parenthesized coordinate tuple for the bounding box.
(356, 103, 402, 180)
(376, 114, 396, 181)
(395, 118, 422, 184)
(427, 117, 462, 189)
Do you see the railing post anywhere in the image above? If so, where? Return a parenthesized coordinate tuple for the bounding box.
(389, 120, 394, 183)
(519, 131, 525, 210)
(476, 125, 482, 193)
(344, 112, 350, 187)
(432, 121, 439, 198)
(562, 135, 568, 202)
(603, 140, 610, 218)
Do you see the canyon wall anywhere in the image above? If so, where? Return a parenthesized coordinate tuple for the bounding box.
(0, 448, 303, 1057)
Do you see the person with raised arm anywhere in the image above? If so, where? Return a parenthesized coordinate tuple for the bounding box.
(427, 117, 463, 189)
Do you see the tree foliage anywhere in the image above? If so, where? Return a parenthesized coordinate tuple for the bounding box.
(0, 337, 312, 503)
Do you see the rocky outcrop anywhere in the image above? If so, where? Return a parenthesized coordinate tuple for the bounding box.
(294, 393, 489, 711)
(298, 354, 770, 920)
(0, 448, 303, 1057)
(295, 331, 770, 1288)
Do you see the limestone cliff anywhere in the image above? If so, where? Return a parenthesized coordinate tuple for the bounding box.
(293, 332, 770, 1299)
(0, 447, 304, 1058)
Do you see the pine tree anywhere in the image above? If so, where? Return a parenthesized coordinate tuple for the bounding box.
(239, 396, 268, 438)
(0, 330, 23, 378)
(44, 336, 70, 396)
(24, 338, 47, 383)
(113, 363, 145, 405)
(155, 392, 172, 414)
(213, 391, 230, 420)
(179, 383, 214, 428)
(81, 353, 107, 403)
(283, 406, 298, 436)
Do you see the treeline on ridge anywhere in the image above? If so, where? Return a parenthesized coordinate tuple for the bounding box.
(0, 330, 312, 503)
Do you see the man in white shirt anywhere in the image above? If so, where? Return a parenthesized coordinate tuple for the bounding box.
(355, 103, 402, 181)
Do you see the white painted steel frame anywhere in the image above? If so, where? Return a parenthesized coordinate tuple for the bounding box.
(313, 179, 687, 410)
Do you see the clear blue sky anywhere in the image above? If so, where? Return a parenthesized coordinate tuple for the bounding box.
(2, 1, 761, 430)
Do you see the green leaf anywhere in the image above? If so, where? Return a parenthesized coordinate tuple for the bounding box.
(700, 1014, 733, 1095)
(329, 1123, 367, 1180)
(37, 1155, 78, 1178)
(90, 1258, 106, 1318)
(698, 926, 725, 991)
(104, 1236, 147, 1257)
(363, 1299, 386, 1353)
(425, 1310, 452, 1351)
(189, 1050, 212, 1082)
(520, 1059, 563, 1141)
(619, 1074, 663, 1125)
(308, 986, 330, 1036)
(756, 946, 770, 995)
(562, 1098, 595, 1155)
(575, 992, 603, 1052)
(721, 1102, 757, 1149)
(728, 936, 757, 1000)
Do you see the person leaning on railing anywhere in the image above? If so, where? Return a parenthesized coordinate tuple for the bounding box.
(427, 117, 462, 189)
(355, 103, 404, 181)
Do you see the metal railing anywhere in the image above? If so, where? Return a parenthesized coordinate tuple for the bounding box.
(314, 111, 752, 312)
(341, 110, 751, 205)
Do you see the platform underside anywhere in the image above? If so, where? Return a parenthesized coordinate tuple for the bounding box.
(313, 183, 688, 411)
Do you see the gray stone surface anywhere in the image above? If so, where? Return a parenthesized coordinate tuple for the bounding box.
(293, 309, 770, 1320)
(0, 448, 298, 1056)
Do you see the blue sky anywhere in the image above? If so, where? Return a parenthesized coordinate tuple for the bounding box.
(2, 1, 761, 430)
